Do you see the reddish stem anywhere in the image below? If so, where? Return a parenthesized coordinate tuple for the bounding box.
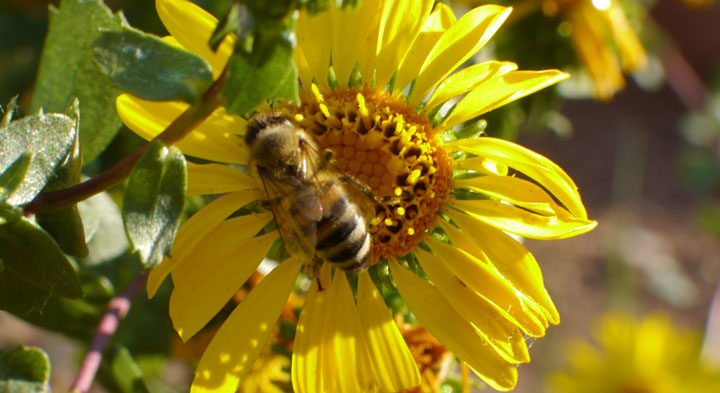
(23, 69, 227, 214)
(69, 273, 148, 393)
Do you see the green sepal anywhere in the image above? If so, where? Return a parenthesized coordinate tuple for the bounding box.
(0, 346, 51, 393)
(0, 111, 76, 206)
(93, 27, 214, 104)
(122, 141, 187, 269)
(36, 99, 89, 257)
(223, 36, 298, 115)
(222, 0, 299, 115)
(0, 217, 83, 315)
(98, 346, 150, 393)
(209, 2, 243, 51)
(30, 0, 126, 164)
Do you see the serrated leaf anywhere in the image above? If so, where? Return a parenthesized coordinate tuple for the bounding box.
(98, 346, 150, 393)
(0, 152, 33, 202)
(1, 96, 19, 128)
(0, 217, 82, 315)
(30, 0, 126, 164)
(223, 36, 298, 115)
(0, 346, 51, 393)
(0, 112, 76, 206)
(123, 142, 186, 269)
(93, 28, 214, 104)
(36, 100, 88, 257)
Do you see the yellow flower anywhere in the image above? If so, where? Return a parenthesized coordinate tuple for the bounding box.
(117, 0, 597, 391)
(539, 0, 648, 100)
(549, 312, 720, 393)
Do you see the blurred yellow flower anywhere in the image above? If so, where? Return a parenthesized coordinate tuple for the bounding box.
(117, 0, 596, 391)
(539, 0, 648, 100)
(549, 312, 720, 393)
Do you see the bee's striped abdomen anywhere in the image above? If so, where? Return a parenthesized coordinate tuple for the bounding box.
(314, 184, 370, 271)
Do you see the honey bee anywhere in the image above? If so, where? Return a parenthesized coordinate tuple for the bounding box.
(245, 113, 374, 272)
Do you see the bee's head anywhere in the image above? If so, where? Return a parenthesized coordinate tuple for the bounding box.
(246, 113, 301, 175)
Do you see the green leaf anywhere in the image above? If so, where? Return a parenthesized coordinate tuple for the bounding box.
(123, 141, 186, 269)
(0, 152, 33, 202)
(0, 217, 83, 315)
(0, 111, 76, 206)
(224, 40, 298, 115)
(0, 346, 51, 393)
(36, 100, 88, 257)
(18, 270, 113, 340)
(79, 190, 129, 267)
(0, 204, 22, 226)
(98, 346, 150, 393)
(93, 28, 214, 104)
(30, 0, 126, 164)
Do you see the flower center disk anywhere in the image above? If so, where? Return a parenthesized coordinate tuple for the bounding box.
(281, 87, 452, 262)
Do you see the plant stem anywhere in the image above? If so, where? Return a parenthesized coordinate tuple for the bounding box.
(69, 273, 148, 393)
(24, 69, 227, 214)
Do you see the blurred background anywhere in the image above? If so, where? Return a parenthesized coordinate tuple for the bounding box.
(1, 0, 720, 392)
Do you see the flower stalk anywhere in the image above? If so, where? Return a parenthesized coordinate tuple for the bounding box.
(23, 68, 228, 215)
(69, 273, 148, 393)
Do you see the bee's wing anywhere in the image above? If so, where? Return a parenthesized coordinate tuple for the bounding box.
(299, 138, 380, 224)
(258, 168, 322, 263)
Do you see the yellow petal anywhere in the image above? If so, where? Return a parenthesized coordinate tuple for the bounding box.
(170, 224, 276, 341)
(445, 137, 588, 219)
(424, 61, 517, 113)
(190, 258, 302, 393)
(394, 2, 456, 94)
(394, 3, 457, 92)
(442, 70, 569, 128)
(447, 210, 559, 324)
(116, 94, 249, 164)
(329, 272, 375, 393)
(187, 162, 257, 196)
(453, 175, 560, 216)
(357, 272, 421, 391)
(415, 248, 530, 362)
(374, 0, 434, 89)
(568, 5, 623, 100)
(606, 1, 647, 72)
(426, 237, 547, 336)
(296, 8, 333, 90)
(146, 190, 264, 297)
(294, 43, 314, 92)
(437, 218, 553, 327)
(358, 19, 381, 88)
(411, 5, 512, 106)
(453, 155, 508, 176)
(452, 198, 597, 240)
(389, 259, 519, 391)
(155, 0, 234, 77)
(330, 0, 382, 88)
(293, 272, 334, 392)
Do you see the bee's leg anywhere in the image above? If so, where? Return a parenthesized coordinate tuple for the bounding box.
(323, 149, 334, 161)
(341, 175, 402, 205)
(259, 199, 274, 211)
